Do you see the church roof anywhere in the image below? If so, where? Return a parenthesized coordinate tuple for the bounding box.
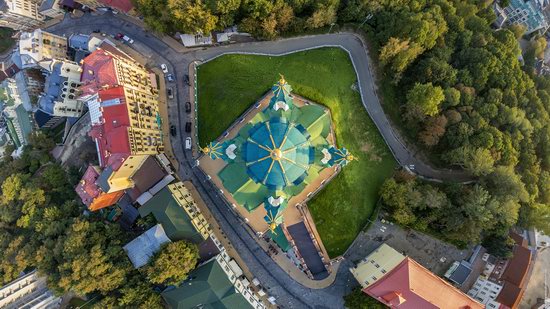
(242, 117, 313, 190)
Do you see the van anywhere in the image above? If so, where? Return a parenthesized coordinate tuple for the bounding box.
(185, 137, 192, 150)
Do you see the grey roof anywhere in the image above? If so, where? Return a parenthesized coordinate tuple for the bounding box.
(38, 62, 64, 115)
(449, 261, 472, 285)
(123, 224, 171, 268)
(39, 0, 55, 12)
(96, 166, 114, 192)
(68, 34, 89, 51)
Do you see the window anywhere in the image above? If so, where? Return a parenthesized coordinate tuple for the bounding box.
(371, 276, 377, 281)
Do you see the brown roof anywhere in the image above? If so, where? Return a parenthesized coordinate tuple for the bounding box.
(500, 243, 531, 287)
(495, 233, 532, 309)
(496, 282, 523, 308)
(126, 156, 166, 201)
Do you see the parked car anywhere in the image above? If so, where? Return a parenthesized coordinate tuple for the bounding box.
(115, 33, 124, 40)
(185, 122, 192, 133)
(92, 29, 101, 33)
(122, 35, 134, 44)
(160, 64, 168, 74)
(170, 125, 176, 136)
(185, 137, 192, 150)
(184, 74, 190, 86)
(185, 101, 191, 113)
(166, 74, 174, 82)
(167, 87, 173, 99)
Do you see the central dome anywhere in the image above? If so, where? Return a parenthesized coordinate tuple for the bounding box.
(242, 117, 313, 190)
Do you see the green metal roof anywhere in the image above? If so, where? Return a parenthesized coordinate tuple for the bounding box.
(161, 259, 252, 309)
(269, 225, 290, 252)
(139, 188, 203, 243)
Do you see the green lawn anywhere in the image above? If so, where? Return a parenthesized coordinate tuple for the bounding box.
(0, 27, 15, 54)
(197, 48, 396, 257)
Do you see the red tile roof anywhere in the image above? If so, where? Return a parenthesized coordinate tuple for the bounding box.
(98, 0, 134, 13)
(88, 86, 131, 169)
(364, 257, 483, 309)
(75, 165, 101, 206)
(81, 49, 118, 95)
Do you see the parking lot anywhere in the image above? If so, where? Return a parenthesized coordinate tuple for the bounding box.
(344, 219, 472, 276)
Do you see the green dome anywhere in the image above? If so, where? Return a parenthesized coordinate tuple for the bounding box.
(242, 117, 313, 190)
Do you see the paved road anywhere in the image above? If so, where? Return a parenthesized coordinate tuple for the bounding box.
(47, 12, 472, 308)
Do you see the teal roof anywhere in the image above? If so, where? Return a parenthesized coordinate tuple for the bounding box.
(242, 117, 313, 190)
(139, 188, 203, 243)
(205, 77, 354, 222)
(162, 259, 252, 309)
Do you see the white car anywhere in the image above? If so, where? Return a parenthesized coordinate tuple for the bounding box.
(160, 64, 168, 74)
(122, 35, 134, 44)
(185, 137, 192, 150)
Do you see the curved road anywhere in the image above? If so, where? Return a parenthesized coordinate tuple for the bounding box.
(47, 12, 471, 308)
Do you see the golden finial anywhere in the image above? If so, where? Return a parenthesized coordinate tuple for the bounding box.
(201, 147, 210, 154)
(346, 154, 356, 162)
(279, 73, 286, 85)
(269, 222, 278, 233)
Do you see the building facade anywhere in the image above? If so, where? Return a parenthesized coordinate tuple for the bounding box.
(19, 29, 68, 68)
(38, 59, 84, 117)
(76, 42, 163, 210)
(493, 0, 549, 35)
(0, 270, 61, 309)
(0, 0, 44, 31)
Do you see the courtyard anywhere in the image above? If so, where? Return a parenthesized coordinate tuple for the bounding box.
(196, 48, 396, 258)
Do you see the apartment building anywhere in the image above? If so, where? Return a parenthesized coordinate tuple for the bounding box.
(0, 0, 44, 31)
(19, 29, 68, 68)
(0, 270, 61, 309)
(76, 42, 163, 209)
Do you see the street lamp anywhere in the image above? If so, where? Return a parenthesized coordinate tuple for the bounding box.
(328, 23, 336, 33)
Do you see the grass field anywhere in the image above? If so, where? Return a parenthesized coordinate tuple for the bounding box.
(0, 27, 15, 54)
(196, 48, 396, 257)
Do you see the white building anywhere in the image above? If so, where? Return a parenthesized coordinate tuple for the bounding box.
(468, 276, 503, 308)
(37, 59, 84, 117)
(0, 270, 61, 309)
(0, 0, 44, 31)
(19, 29, 68, 69)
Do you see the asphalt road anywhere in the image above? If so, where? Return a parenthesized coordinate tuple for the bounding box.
(47, 12, 472, 308)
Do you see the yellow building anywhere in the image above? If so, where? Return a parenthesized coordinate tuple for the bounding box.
(168, 182, 211, 240)
(82, 44, 163, 194)
(350, 243, 406, 288)
(19, 29, 67, 68)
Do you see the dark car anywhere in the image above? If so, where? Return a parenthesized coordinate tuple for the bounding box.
(93, 29, 101, 33)
(115, 33, 124, 40)
(184, 74, 190, 86)
(185, 101, 191, 113)
(185, 122, 192, 133)
(167, 88, 173, 99)
(170, 125, 176, 136)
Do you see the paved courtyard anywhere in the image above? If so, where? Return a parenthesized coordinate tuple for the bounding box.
(521, 246, 550, 308)
(345, 219, 472, 276)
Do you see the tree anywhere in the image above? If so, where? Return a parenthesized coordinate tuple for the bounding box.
(168, 0, 218, 34)
(405, 82, 445, 120)
(306, 0, 338, 29)
(508, 24, 526, 39)
(344, 287, 385, 309)
(418, 115, 448, 146)
(146, 241, 199, 285)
